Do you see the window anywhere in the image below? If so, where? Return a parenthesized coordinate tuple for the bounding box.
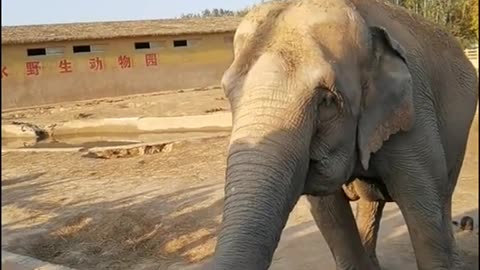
(134, 41, 164, 50)
(73, 45, 91, 53)
(173, 39, 188, 47)
(27, 48, 47, 56)
(135, 42, 151, 50)
(27, 47, 65, 57)
(72, 44, 105, 53)
(46, 47, 65, 55)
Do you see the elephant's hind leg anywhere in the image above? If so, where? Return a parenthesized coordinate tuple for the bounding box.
(443, 153, 468, 267)
(350, 180, 389, 268)
(355, 199, 385, 268)
(307, 191, 380, 270)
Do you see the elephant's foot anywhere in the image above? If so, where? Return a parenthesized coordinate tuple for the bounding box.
(334, 256, 381, 270)
(368, 253, 381, 269)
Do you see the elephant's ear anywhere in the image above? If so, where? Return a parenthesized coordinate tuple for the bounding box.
(357, 26, 415, 170)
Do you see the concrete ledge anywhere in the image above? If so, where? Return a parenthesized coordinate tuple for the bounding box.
(1, 148, 84, 153)
(50, 113, 232, 136)
(2, 113, 233, 139)
(2, 124, 42, 139)
(137, 113, 232, 131)
(2, 250, 76, 270)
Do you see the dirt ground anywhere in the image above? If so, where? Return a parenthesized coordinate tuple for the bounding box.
(1, 87, 229, 128)
(1, 89, 478, 270)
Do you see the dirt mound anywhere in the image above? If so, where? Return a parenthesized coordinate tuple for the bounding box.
(7, 209, 219, 270)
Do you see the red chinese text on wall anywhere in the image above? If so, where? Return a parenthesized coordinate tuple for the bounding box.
(145, 53, 158, 67)
(118, 55, 132, 69)
(89, 57, 104, 71)
(59, 59, 73, 73)
(1, 66, 8, 79)
(26, 61, 41, 76)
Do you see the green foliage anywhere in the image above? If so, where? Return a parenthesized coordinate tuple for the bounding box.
(181, 0, 478, 48)
(387, 0, 478, 47)
(179, 0, 286, 19)
(180, 7, 250, 18)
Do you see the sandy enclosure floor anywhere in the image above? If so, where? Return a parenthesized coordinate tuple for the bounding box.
(1, 87, 230, 127)
(1, 89, 478, 270)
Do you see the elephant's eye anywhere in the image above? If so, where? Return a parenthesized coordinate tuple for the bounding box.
(315, 87, 344, 122)
(318, 89, 337, 107)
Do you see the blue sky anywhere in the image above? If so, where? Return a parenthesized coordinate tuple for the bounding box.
(2, 0, 262, 26)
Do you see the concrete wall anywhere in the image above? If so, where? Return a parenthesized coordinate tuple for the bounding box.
(1, 33, 234, 109)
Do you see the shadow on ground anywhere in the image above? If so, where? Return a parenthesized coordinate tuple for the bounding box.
(270, 207, 479, 270)
(171, 205, 478, 270)
(2, 174, 224, 270)
(2, 172, 478, 270)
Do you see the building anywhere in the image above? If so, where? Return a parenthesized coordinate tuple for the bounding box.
(1, 17, 241, 109)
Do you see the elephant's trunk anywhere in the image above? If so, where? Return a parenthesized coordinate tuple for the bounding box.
(212, 99, 313, 269)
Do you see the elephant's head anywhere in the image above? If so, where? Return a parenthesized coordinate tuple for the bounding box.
(212, 0, 414, 269)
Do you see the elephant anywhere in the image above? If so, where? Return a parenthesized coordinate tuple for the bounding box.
(210, 0, 478, 269)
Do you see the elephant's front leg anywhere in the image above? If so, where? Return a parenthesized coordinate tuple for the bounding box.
(383, 173, 462, 269)
(378, 135, 463, 269)
(355, 199, 385, 268)
(307, 192, 380, 270)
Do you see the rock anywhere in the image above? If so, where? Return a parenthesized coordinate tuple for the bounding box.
(460, 216, 475, 231)
(205, 108, 226, 113)
(161, 143, 174, 153)
(74, 113, 94, 119)
(85, 142, 174, 159)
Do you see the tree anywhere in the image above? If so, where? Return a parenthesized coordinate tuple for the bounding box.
(385, 0, 478, 47)
(201, 9, 211, 17)
(467, 0, 479, 41)
(180, 0, 478, 47)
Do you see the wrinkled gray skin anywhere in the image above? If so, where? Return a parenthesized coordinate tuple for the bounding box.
(212, 0, 478, 269)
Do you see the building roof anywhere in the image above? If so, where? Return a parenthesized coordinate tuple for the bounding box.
(1, 17, 242, 45)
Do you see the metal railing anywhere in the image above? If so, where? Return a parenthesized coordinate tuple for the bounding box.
(465, 48, 478, 69)
(465, 48, 478, 59)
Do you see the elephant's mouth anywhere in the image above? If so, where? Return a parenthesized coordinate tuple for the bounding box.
(303, 170, 347, 196)
(301, 157, 352, 196)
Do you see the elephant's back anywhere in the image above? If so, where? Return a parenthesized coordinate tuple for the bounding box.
(350, 0, 456, 44)
(351, 0, 468, 68)
(352, 0, 478, 170)
(351, 0, 476, 87)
